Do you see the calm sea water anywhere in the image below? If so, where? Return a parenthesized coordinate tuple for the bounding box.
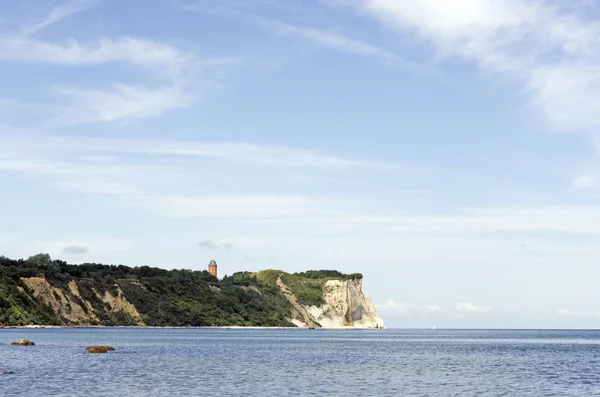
(2, 328, 600, 396)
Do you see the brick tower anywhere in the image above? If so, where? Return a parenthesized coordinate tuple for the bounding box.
(208, 260, 217, 278)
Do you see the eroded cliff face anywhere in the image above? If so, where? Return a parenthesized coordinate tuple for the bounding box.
(9, 272, 381, 328)
(20, 277, 97, 324)
(276, 277, 320, 328)
(20, 277, 144, 326)
(279, 277, 384, 329)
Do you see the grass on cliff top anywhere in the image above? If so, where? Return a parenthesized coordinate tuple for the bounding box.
(255, 270, 284, 285)
(258, 270, 363, 307)
(255, 270, 326, 307)
(256, 269, 362, 285)
(280, 274, 326, 307)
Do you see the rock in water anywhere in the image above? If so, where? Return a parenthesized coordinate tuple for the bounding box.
(11, 339, 35, 346)
(85, 345, 115, 354)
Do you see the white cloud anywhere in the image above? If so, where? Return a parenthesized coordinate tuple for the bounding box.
(53, 179, 141, 196)
(0, 36, 191, 78)
(9, 136, 600, 239)
(184, 0, 302, 13)
(184, 3, 403, 65)
(569, 173, 598, 192)
(8, 135, 600, 244)
(198, 240, 234, 250)
(0, 134, 380, 220)
(198, 240, 218, 249)
(385, 205, 600, 235)
(10, 133, 600, 238)
(34, 237, 132, 258)
(62, 245, 90, 255)
(0, 4, 227, 124)
(456, 302, 492, 313)
(134, 141, 391, 169)
(2, 135, 391, 170)
(378, 300, 442, 315)
(134, 195, 344, 220)
(0, 152, 147, 196)
(54, 84, 192, 124)
(258, 18, 399, 64)
(19, 0, 98, 38)
(340, 0, 600, 130)
(557, 308, 600, 318)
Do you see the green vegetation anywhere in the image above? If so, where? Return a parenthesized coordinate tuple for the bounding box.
(281, 274, 326, 306)
(255, 269, 284, 285)
(0, 254, 362, 327)
(0, 260, 59, 326)
(258, 269, 363, 307)
(294, 270, 363, 280)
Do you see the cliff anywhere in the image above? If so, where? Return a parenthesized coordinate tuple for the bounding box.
(275, 275, 384, 328)
(0, 255, 384, 328)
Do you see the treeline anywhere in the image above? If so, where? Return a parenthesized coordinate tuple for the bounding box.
(293, 270, 363, 280)
(0, 254, 217, 283)
(0, 254, 363, 327)
(0, 254, 291, 327)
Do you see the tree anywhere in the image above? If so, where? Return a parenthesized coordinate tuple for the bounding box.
(27, 253, 52, 266)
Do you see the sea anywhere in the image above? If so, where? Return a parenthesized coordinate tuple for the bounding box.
(2, 328, 600, 396)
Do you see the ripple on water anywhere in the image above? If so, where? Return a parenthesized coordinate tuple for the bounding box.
(2, 329, 600, 396)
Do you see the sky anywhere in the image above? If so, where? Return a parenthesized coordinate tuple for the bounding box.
(2, 0, 600, 329)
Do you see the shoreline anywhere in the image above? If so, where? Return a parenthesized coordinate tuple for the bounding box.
(0, 324, 385, 330)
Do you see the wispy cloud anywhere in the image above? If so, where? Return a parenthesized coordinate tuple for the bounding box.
(386, 205, 600, 235)
(54, 84, 192, 124)
(9, 133, 600, 237)
(185, 0, 302, 13)
(184, 2, 402, 65)
(198, 240, 218, 249)
(377, 300, 442, 315)
(338, 0, 600, 130)
(0, 134, 386, 222)
(3, 135, 393, 170)
(456, 302, 492, 313)
(1, 36, 191, 77)
(62, 245, 90, 255)
(0, 3, 228, 125)
(8, 134, 600, 239)
(19, 0, 98, 38)
(0, 152, 146, 196)
(136, 195, 345, 220)
(198, 240, 234, 250)
(569, 173, 598, 192)
(21, 238, 132, 260)
(557, 308, 600, 318)
(255, 18, 400, 64)
(135, 142, 391, 169)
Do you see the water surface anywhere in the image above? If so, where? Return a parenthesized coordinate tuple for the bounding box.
(2, 328, 600, 396)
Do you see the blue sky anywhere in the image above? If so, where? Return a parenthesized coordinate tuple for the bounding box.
(2, 0, 600, 328)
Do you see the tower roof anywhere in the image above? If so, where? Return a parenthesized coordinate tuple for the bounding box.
(209, 260, 217, 266)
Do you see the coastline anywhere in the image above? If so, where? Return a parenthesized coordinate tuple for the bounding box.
(1, 324, 385, 330)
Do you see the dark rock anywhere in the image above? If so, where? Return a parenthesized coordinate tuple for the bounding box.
(84, 345, 115, 354)
(11, 339, 34, 346)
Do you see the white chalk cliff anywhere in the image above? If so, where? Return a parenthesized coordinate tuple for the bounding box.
(278, 276, 384, 329)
